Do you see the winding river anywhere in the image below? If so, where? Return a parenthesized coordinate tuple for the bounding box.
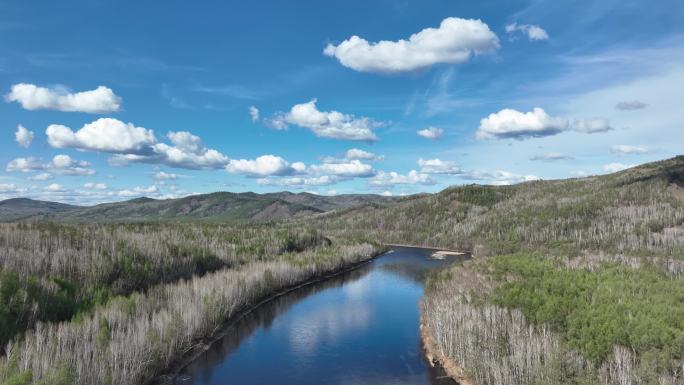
(177, 246, 465, 385)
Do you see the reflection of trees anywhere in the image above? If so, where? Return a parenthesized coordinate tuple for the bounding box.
(379, 253, 471, 284)
(417, 338, 459, 385)
(182, 264, 372, 376)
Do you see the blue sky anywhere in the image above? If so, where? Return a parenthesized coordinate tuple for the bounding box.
(1, 0, 683, 204)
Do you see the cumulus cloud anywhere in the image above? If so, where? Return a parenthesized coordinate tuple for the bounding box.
(604, 163, 634, 173)
(149, 131, 229, 170)
(477, 108, 613, 139)
(370, 170, 435, 186)
(571, 118, 613, 133)
(43, 183, 64, 192)
(29, 173, 53, 181)
(6, 83, 121, 113)
(270, 99, 380, 141)
(530, 152, 573, 161)
(6, 157, 43, 173)
(417, 127, 444, 140)
(257, 175, 340, 187)
(49, 155, 96, 176)
(611, 144, 651, 155)
(418, 158, 461, 174)
(6, 155, 95, 176)
(51, 121, 230, 170)
(505, 23, 549, 41)
(15, 125, 34, 148)
(344, 148, 383, 161)
(226, 155, 295, 177)
(615, 100, 648, 111)
(477, 107, 568, 140)
(309, 160, 375, 178)
(118, 185, 158, 197)
(461, 170, 541, 185)
(154, 171, 178, 180)
(324, 17, 499, 73)
(47, 118, 156, 153)
(83, 183, 107, 190)
(0, 184, 24, 193)
(249, 106, 260, 122)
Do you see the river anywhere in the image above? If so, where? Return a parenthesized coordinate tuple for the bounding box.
(176, 246, 466, 385)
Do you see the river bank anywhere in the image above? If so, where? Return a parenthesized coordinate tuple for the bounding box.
(151, 246, 388, 385)
(420, 321, 473, 385)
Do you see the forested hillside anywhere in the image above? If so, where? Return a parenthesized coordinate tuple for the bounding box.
(317, 156, 684, 258)
(1, 192, 397, 223)
(313, 156, 684, 385)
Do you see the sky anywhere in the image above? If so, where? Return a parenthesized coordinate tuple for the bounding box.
(1, 0, 683, 204)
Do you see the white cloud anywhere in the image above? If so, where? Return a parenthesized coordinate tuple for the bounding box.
(604, 162, 634, 173)
(6, 155, 95, 176)
(118, 185, 158, 197)
(477, 107, 568, 140)
(6, 157, 43, 173)
(49, 154, 95, 176)
(324, 17, 499, 73)
(370, 170, 435, 186)
(154, 171, 178, 180)
(310, 160, 375, 177)
(43, 183, 64, 192)
(29, 173, 53, 181)
(0, 184, 19, 193)
(611, 144, 651, 155)
(84, 183, 107, 190)
(530, 152, 573, 161)
(227, 155, 295, 177)
(416, 127, 444, 140)
(257, 175, 339, 187)
(47, 118, 156, 153)
(344, 148, 383, 161)
(249, 106, 260, 122)
(109, 131, 229, 170)
(15, 125, 34, 148)
(6, 83, 121, 113)
(615, 100, 648, 111)
(381, 191, 393, 197)
(461, 170, 541, 185)
(418, 158, 461, 174)
(571, 118, 613, 133)
(505, 23, 549, 41)
(271, 99, 380, 141)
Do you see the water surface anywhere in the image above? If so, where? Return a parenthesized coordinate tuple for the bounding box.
(179, 246, 465, 385)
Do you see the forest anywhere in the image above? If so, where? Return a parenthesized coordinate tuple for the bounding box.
(1, 155, 683, 385)
(414, 157, 684, 385)
(0, 221, 381, 384)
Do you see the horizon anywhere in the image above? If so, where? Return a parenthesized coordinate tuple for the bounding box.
(1, 0, 683, 205)
(3, 154, 680, 207)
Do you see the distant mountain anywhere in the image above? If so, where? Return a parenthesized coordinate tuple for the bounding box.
(0, 198, 80, 222)
(5, 191, 398, 222)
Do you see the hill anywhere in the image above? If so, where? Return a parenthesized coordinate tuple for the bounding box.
(9, 191, 398, 222)
(317, 155, 684, 257)
(0, 198, 79, 222)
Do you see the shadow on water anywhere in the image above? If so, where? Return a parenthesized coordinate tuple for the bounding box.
(178, 246, 468, 385)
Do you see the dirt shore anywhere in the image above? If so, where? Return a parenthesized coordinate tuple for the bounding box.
(420, 320, 475, 385)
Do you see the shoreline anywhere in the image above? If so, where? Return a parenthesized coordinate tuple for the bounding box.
(420, 320, 475, 385)
(150, 249, 386, 385)
(384, 243, 469, 253)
